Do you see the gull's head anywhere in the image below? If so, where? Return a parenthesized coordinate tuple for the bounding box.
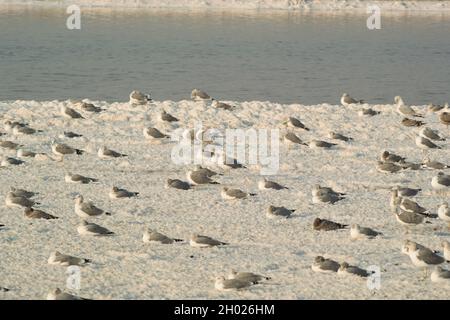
(440, 202, 449, 209)
(350, 224, 359, 231)
(74, 194, 84, 203)
(314, 256, 325, 264)
(339, 262, 349, 269)
(111, 186, 119, 192)
(47, 288, 62, 299)
(437, 171, 445, 177)
(211, 100, 218, 107)
(80, 220, 88, 226)
(342, 93, 348, 98)
(391, 189, 398, 198)
(313, 218, 322, 228)
(215, 276, 226, 282)
(381, 150, 389, 159)
(312, 184, 321, 192)
(222, 187, 229, 192)
(442, 240, 450, 250)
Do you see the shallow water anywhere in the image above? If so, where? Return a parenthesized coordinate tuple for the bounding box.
(0, 8, 449, 104)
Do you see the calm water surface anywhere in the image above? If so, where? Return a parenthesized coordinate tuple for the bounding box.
(0, 8, 449, 104)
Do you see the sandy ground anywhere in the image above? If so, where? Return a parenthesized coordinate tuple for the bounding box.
(0, 98, 449, 299)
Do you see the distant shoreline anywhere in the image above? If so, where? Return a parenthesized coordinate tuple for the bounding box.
(1, 0, 450, 13)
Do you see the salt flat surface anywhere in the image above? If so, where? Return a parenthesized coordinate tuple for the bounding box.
(0, 99, 449, 299)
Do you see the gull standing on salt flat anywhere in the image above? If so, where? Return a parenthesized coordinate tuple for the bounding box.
(340, 93, 364, 107)
(415, 135, 442, 151)
(437, 203, 450, 227)
(380, 151, 405, 163)
(283, 132, 307, 148)
(211, 100, 234, 110)
(350, 224, 382, 240)
(337, 262, 372, 277)
(214, 276, 252, 291)
(221, 187, 255, 200)
(63, 131, 83, 138)
(399, 197, 429, 214)
(376, 161, 403, 174)
(328, 131, 353, 142)
(189, 234, 228, 247)
(143, 127, 170, 141)
(191, 89, 212, 101)
(78, 102, 103, 113)
(75, 195, 111, 218)
(284, 117, 310, 131)
(12, 124, 40, 135)
(143, 229, 183, 244)
(48, 251, 91, 266)
(60, 105, 84, 119)
(77, 220, 114, 236)
(65, 173, 98, 184)
(24, 207, 58, 220)
(404, 242, 446, 276)
(129, 90, 151, 105)
(51, 141, 84, 157)
(419, 127, 445, 141)
(308, 140, 337, 149)
(431, 267, 450, 283)
(313, 218, 348, 231)
(392, 186, 421, 197)
(98, 146, 127, 159)
(431, 172, 450, 192)
(258, 178, 288, 190)
(5, 192, 38, 208)
(186, 169, 219, 185)
(227, 270, 271, 283)
(159, 110, 179, 123)
(311, 256, 340, 273)
(395, 96, 423, 117)
(439, 112, 450, 129)
(109, 186, 139, 199)
(422, 157, 450, 170)
(402, 117, 425, 127)
(165, 178, 191, 190)
(0, 156, 24, 167)
(0, 140, 22, 150)
(392, 206, 425, 230)
(266, 205, 294, 219)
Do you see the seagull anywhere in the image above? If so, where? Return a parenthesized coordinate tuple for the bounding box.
(98, 146, 127, 159)
(392, 186, 421, 197)
(358, 108, 380, 116)
(266, 205, 294, 219)
(380, 151, 405, 163)
(79, 102, 103, 113)
(258, 178, 288, 190)
(402, 117, 425, 127)
(439, 112, 450, 128)
(60, 105, 84, 119)
(437, 203, 450, 227)
(350, 224, 382, 240)
(392, 206, 426, 227)
(311, 256, 340, 273)
(3, 120, 27, 132)
(48, 251, 91, 266)
(313, 218, 348, 231)
(75, 195, 111, 218)
(399, 197, 429, 215)
(65, 173, 98, 184)
(312, 185, 346, 197)
(129, 90, 151, 105)
(415, 136, 441, 150)
(221, 187, 255, 200)
(109, 186, 139, 199)
(24, 208, 58, 220)
(443, 241, 450, 260)
(419, 127, 445, 141)
(308, 140, 337, 149)
(143, 229, 183, 244)
(51, 141, 84, 157)
(337, 262, 372, 277)
(63, 131, 83, 138)
(284, 117, 310, 131)
(341, 93, 364, 107)
(0, 140, 22, 150)
(194, 165, 222, 177)
(186, 170, 219, 185)
(1, 157, 24, 167)
(10, 187, 37, 198)
(427, 103, 445, 113)
(5, 192, 38, 208)
(191, 89, 212, 101)
(395, 96, 423, 117)
(159, 110, 179, 123)
(211, 100, 234, 110)
(12, 125, 40, 135)
(404, 241, 446, 276)
(328, 131, 353, 142)
(376, 161, 403, 174)
(431, 172, 450, 192)
(77, 220, 114, 236)
(312, 185, 345, 204)
(227, 270, 271, 283)
(189, 234, 227, 247)
(422, 157, 450, 170)
(430, 267, 450, 283)
(165, 178, 191, 190)
(17, 149, 41, 158)
(214, 276, 252, 291)
(143, 127, 170, 140)
(47, 288, 87, 300)
(283, 132, 307, 148)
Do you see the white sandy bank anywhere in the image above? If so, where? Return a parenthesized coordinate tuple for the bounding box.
(0, 99, 449, 299)
(1, 0, 450, 12)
